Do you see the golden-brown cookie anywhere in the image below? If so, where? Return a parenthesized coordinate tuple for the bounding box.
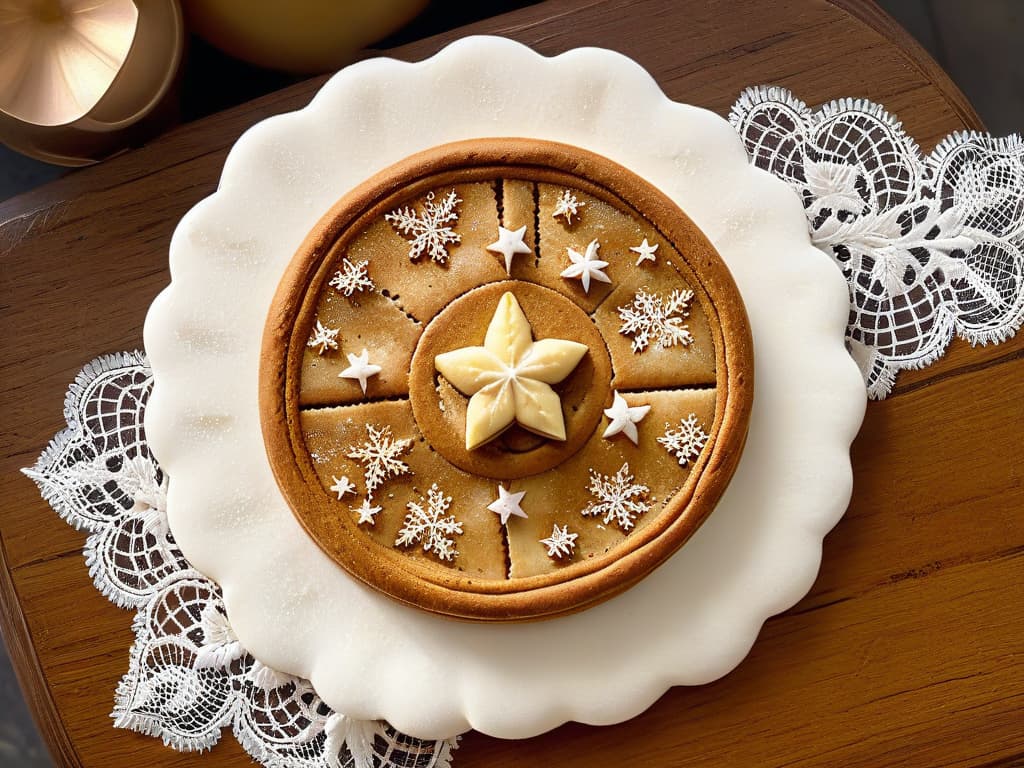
(260, 138, 753, 622)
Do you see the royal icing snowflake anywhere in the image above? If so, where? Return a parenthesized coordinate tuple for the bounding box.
(385, 189, 462, 264)
(658, 414, 709, 466)
(617, 288, 694, 353)
(552, 189, 584, 224)
(328, 258, 374, 297)
(581, 463, 651, 532)
(395, 483, 463, 562)
(346, 424, 412, 500)
(540, 523, 578, 559)
(306, 319, 340, 354)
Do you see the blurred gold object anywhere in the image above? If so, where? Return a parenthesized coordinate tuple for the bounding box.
(0, 0, 184, 166)
(183, 0, 428, 74)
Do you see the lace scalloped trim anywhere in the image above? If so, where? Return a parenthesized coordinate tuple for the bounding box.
(23, 353, 457, 768)
(730, 86, 1024, 398)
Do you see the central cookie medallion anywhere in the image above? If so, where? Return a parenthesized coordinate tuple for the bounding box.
(260, 139, 754, 622)
(436, 292, 587, 450)
(409, 280, 612, 479)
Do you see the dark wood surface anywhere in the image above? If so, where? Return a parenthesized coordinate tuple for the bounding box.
(2, 1, 1022, 766)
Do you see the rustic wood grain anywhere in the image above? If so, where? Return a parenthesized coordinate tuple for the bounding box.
(1, 0, 1021, 766)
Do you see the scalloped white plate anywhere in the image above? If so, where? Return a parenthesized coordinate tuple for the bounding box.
(144, 36, 865, 740)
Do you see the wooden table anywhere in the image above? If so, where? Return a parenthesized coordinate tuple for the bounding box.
(2, 1, 1021, 765)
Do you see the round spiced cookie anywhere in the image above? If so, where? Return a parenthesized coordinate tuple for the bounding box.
(260, 138, 753, 622)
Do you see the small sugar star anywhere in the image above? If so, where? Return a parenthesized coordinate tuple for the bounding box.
(338, 349, 382, 394)
(486, 224, 531, 274)
(602, 391, 651, 445)
(486, 485, 528, 526)
(330, 475, 356, 499)
(560, 239, 610, 293)
(630, 238, 659, 265)
(540, 523, 578, 559)
(352, 498, 382, 526)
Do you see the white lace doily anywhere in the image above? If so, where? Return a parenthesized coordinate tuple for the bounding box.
(23, 353, 456, 768)
(22, 40, 1022, 768)
(141, 36, 863, 740)
(730, 86, 1024, 398)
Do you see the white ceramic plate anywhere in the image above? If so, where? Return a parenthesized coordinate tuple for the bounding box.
(144, 36, 865, 741)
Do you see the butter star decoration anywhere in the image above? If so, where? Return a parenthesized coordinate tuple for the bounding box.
(338, 348, 381, 395)
(434, 292, 589, 449)
(486, 225, 531, 274)
(630, 238, 659, 265)
(602, 391, 651, 444)
(560, 239, 610, 293)
(487, 485, 528, 525)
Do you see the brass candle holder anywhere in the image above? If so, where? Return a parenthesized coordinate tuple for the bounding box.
(0, 0, 184, 166)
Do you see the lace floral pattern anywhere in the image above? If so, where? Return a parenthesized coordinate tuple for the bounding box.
(23, 353, 456, 768)
(730, 86, 1024, 398)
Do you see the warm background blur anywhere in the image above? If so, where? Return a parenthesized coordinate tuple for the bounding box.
(1, 1, 1019, 765)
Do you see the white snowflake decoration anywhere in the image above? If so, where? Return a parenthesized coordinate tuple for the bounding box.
(307, 319, 340, 354)
(658, 414, 710, 466)
(385, 189, 462, 264)
(395, 483, 463, 562)
(581, 463, 651, 532)
(553, 189, 584, 224)
(617, 288, 695, 353)
(540, 524, 578, 559)
(328, 258, 375, 297)
(346, 424, 413, 500)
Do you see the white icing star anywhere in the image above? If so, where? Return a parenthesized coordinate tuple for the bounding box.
(487, 485, 527, 526)
(352, 498, 382, 526)
(602, 391, 651, 445)
(338, 349, 382, 395)
(630, 238, 659, 265)
(434, 292, 588, 450)
(486, 224, 531, 274)
(540, 523, 578, 559)
(560, 239, 610, 293)
(329, 475, 356, 499)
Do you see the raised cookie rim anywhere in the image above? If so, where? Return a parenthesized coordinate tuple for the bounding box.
(260, 138, 754, 622)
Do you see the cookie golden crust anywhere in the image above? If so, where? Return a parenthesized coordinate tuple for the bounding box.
(260, 138, 753, 622)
